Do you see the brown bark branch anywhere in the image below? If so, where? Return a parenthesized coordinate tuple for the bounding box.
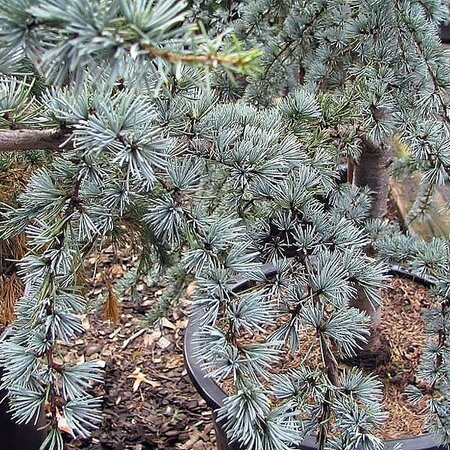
(0, 129, 71, 153)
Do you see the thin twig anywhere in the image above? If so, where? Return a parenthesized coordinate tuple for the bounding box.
(122, 328, 147, 350)
(141, 43, 256, 69)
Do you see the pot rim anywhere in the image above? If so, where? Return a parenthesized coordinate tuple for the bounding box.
(184, 263, 446, 450)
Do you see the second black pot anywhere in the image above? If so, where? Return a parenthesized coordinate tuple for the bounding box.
(0, 368, 46, 450)
(440, 23, 450, 44)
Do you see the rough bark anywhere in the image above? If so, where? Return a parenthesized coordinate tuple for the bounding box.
(0, 129, 71, 152)
(348, 137, 394, 368)
(353, 137, 393, 218)
(347, 285, 390, 369)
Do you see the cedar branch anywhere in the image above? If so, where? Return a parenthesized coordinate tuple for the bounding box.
(0, 129, 72, 152)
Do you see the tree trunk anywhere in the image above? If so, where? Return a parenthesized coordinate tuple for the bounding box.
(353, 137, 393, 218)
(347, 286, 390, 369)
(347, 137, 393, 368)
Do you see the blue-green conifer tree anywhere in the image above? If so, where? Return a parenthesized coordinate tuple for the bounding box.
(0, 1, 449, 450)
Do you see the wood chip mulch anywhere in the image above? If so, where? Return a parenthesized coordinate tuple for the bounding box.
(66, 301, 216, 450)
(375, 275, 431, 439)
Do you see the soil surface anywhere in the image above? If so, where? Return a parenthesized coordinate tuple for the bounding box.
(65, 298, 215, 450)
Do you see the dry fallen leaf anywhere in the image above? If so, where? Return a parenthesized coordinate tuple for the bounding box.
(81, 315, 91, 330)
(143, 330, 162, 347)
(127, 367, 160, 392)
(128, 368, 147, 392)
(157, 336, 171, 350)
(159, 317, 176, 330)
(56, 409, 75, 438)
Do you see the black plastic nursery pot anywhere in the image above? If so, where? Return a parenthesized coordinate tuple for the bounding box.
(184, 265, 447, 450)
(0, 368, 46, 450)
(440, 24, 450, 44)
